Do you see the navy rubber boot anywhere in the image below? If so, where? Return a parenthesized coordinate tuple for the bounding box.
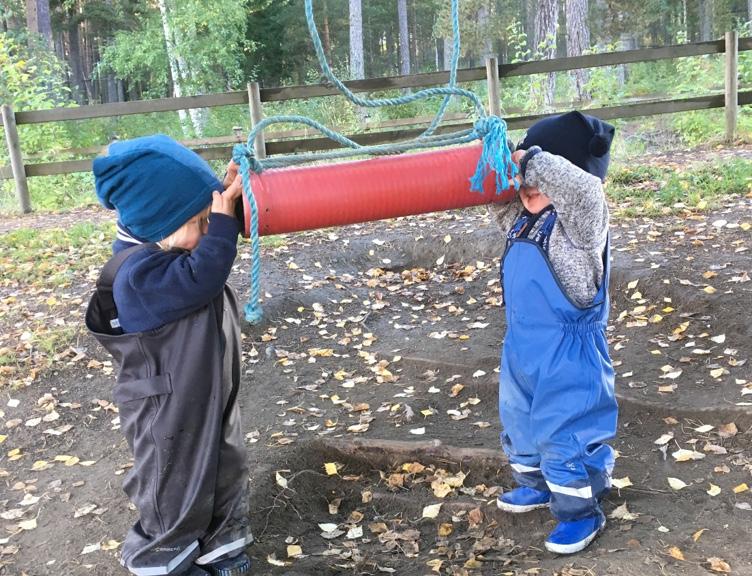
(182, 566, 211, 576)
(497, 486, 551, 513)
(205, 552, 251, 576)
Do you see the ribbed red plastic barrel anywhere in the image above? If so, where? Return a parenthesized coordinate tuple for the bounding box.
(242, 143, 515, 237)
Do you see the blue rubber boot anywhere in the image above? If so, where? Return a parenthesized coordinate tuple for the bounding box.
(496, 486, 551, 513)
(205, 552, 251, 576)
(544, 512, 606, 554)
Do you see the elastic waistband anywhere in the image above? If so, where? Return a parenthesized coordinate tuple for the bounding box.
(561, 320, 607, 333)
(509, 319, 607, 334)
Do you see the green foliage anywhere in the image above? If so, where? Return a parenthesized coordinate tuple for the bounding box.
(0, 35, 70, 110)
(100, 0, 251, 96)
(99, 12, 171, 99)
(1, 173, 96, 214)
(0, 32, 84, 212)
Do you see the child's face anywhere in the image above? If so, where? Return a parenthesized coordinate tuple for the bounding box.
(165, 206, 211, 251)
(519, 185, 550, 214)
(511, 149, 551, 214)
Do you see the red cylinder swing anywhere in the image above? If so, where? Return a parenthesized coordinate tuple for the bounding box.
(241, 143, 515, 238)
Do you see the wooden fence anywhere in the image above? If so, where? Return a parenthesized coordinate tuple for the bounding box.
(1, 32, 750, 213)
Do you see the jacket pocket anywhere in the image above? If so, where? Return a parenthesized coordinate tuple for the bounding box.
(113, 374, 172, 404)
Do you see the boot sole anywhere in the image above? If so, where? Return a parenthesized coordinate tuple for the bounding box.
(496, 499, 550, 513)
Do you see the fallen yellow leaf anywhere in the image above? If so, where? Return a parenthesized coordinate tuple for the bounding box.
(422, 503, 442, 519)
(287, 545, 303, 558)
(707, 557, 731, 573)
(667, 477, 688, 490)
(668, 546, 685, 561)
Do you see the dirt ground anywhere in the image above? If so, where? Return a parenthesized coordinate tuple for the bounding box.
(1, 154, 751, 576)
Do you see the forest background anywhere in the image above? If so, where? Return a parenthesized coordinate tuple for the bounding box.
(2, 0, 752, 212)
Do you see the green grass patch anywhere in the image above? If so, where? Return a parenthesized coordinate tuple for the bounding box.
(259, 235, 288, 249)
(0, 222, 114, 288)
(608, 158, 752, 217)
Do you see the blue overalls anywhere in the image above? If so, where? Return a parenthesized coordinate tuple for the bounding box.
(499, 206, 617, 522)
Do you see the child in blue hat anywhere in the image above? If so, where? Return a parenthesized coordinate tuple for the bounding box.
(490, 111, 617, 554)
(86, 135, 252, 575)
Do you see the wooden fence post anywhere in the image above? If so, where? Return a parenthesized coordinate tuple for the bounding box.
(247, 82, 267, 159)
(485, 56, 501, 117)
(725, 30, 738, 143)
(1, 104, 32, 214)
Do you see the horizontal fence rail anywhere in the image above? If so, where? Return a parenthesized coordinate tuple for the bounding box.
(2, 38, 750, 126)
(1, 34, 750, 212)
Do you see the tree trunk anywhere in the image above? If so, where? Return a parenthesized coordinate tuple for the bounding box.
(322, 0, 332, 60)
(409, 0, 418, 70)
(699, 0, 713, 41)
(565, 0, 590, 101)
(616, 33, 636, 88)
(535, 0, 559, 107)
(349, 0, 364, 79)
(67, 25, 85, 104)
(398, 0, 410, 75)
(103, 0, 118, 103)
(443, 36, 453, 70)
(25, 0, 52, 47)
(157, 0, 194, 136)
(81, 19, 95, 102)
(478, 4, 494, 60)
(525, 0, 536, 53)
(683, 0, 688, 38)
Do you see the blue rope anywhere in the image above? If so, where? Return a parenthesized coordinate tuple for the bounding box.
(237, 0, 517, 323)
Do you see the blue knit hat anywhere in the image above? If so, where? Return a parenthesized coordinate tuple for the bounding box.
(93, 134, 222, 241)
(517, 111, 615, 181)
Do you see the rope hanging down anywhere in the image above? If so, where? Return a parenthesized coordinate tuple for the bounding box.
(233, 0, 517, 323)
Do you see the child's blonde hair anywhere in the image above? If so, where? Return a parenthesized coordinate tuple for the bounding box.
(158, 205, 211, 250)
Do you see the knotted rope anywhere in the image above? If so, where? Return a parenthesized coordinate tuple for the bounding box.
(235, 0, 516, 323)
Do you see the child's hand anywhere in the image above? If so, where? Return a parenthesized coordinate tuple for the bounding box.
(223, 160, 239, 190)
(511, 149, 526, 166)
(212, 175, 242, 217)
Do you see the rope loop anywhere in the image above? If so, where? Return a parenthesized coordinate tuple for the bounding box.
(232, 143, 263, 174)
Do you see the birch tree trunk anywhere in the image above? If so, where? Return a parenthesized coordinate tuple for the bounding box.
(398, 0, 410, 75)
(535, 0, 559, 107)
(443, 37, 453, 70)
(157, 0, 201, 136)
(478, 4, 494, 60)
(565, 0, 590, 101)
(349, 0, 364, 79)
